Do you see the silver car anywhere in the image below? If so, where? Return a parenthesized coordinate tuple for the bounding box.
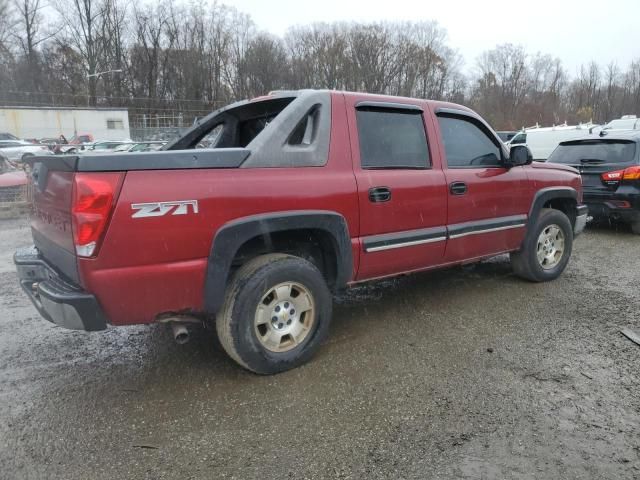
(0, 140, 51, 162)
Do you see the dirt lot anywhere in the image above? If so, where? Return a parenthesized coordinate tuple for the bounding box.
(0, 217, 638, 479)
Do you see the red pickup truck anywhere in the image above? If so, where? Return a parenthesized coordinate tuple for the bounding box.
(15, 90, 587, 374)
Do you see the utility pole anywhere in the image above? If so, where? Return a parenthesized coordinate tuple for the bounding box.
(86, 70, 123, 107)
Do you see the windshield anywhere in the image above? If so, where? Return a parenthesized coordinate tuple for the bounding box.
(604, 119, 638, 130)
(548, 140, 637, 164)
(510, 133, 526, 144)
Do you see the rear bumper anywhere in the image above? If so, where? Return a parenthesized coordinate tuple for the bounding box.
(583, 189, 640, 224)
(14, 246, 108, 331)
(574, 204, 588, 236)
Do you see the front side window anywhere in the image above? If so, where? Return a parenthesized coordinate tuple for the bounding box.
(437, 115, 503, 168)
(356, 108, 430, 169)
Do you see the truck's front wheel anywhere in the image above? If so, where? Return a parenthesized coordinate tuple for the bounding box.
(216, 254, 332, 374)
(510, 208, 573, 282)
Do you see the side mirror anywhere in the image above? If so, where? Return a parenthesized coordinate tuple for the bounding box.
(509, 145, 533, 166)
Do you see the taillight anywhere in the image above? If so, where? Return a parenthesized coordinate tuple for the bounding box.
(601, 169, 623, 182)
(71, 172, 123, 257)
(601, 166, 640, 184)
(623, 166, 640, 180)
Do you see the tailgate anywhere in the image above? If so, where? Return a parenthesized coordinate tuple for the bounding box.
(30, 157, 78, 282)
(26, 148, 248, 284)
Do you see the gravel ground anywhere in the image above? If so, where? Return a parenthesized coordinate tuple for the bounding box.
(0, 217, 639, 479)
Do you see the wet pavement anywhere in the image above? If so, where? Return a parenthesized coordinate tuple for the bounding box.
(1, 217, 639, 479)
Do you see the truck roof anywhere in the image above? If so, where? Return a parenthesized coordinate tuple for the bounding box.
(256, 89, 473, 113)
(338, 90, 473, 114)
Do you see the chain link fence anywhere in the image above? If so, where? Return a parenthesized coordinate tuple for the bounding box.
(129, 113, 202, 141)
(130, 127, 190, 142)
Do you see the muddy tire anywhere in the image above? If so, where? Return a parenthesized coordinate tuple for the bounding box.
(216, 253, 332, 374)
(511, 208, 573, 282)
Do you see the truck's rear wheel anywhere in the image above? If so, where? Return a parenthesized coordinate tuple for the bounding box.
(630, 220, 640, 235)
(216, 254, 332, 374)
(510, 208, 573, 282)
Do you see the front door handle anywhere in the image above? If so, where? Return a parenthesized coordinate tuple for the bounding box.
(449, 181, 467, 195)
(369, 186, 391, 203)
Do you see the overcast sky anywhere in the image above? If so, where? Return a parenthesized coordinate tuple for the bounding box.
(229, 0, 640, 75)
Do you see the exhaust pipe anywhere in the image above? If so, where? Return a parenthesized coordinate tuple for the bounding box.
(170, 322, 190, 345)
(157, 315, 200, 344)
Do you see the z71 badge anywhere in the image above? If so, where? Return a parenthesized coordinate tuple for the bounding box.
(131, 200, 199, 218)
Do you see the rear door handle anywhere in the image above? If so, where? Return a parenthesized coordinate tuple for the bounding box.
(369, 186, 391, 203)
(449, 181, 467, 195)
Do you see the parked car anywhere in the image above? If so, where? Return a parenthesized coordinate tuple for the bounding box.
(0, 155, 28, 202)
(601, 115, 639, 132)
(0, 140, 51, 162)
(80, 140, 129, 154)
(0, 132, 19, 141)
(547, 131, 640, 233)
(62, 140, 126, 155)
(54, 133, 96, 154)
(509, 124, 598, 161)
(37, 138, 63, 152)
(15, 89, 587, 374)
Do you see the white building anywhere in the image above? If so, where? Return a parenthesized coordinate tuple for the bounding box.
(0, 106, 130, 141)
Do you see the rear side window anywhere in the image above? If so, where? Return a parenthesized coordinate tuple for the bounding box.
(288, 106, 320, 146)
(356, 108, 429, 169)
(548, 140, 637, 164)
(437, 115, 502, 168)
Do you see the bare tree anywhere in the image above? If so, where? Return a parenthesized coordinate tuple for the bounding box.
(12, 0, 49, 56)
(474, 44, 529, 128)
(53, 0, 107, 106)
(1, 0, 15, 53)
(622, 60, 640, 116)
(99, 0, 127, 104)
(1, 0, 639, 131)
(237, 33, 289, 96)
(222, 8, 254, 98)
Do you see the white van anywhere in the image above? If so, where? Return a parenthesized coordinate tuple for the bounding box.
(508, 124, 598, 161)
(602, 115, 639, 131)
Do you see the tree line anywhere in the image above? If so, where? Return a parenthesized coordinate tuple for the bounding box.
(0, 0, 639, 130)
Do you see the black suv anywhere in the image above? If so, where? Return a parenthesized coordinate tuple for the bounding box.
(547, 132, 640, 234)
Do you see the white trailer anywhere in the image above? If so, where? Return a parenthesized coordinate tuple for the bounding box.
(0, 106, 130, 141)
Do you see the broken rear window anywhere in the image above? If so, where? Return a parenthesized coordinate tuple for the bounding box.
(184, 97, 295, 149)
